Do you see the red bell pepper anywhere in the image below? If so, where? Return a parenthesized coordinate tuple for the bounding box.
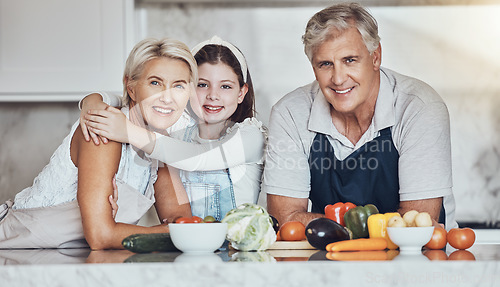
(325, 202, 357, 226)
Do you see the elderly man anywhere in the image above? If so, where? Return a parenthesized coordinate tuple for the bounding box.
(263, 2, 457, 230)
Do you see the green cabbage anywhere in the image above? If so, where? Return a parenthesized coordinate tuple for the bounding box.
(221, 203, 276, 251)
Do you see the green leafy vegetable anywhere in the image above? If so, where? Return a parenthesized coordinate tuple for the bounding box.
(221, 203, 276, 251)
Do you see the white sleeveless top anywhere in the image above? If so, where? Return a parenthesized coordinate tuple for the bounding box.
(13, 107, 157, 223)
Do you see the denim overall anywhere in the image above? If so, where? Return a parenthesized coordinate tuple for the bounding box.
(309, 127, 445, 223)
(180, 125, 236, 221)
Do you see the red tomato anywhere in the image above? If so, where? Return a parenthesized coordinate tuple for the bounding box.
(424, 227, 447, 250)
(175, 217, 194, 223)
(448, 250, 476, 261)
(280, 221, 306, 241)
(191, 216, 203, 223)
(447, 228, 475, 250)
(175, 216, 204, 223)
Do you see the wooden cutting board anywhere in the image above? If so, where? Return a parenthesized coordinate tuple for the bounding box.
(267, 240, 315, 250)
(267, 249, 318, 259)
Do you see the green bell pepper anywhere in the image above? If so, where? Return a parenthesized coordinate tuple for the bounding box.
(344, 204, 379, 239)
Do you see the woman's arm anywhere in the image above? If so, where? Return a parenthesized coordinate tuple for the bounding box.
(153, 165, 192, 223)
(71, 126, 169, 250)
(107, 165, 191, 224)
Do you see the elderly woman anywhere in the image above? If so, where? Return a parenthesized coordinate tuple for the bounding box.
(0, 38, 197, 249)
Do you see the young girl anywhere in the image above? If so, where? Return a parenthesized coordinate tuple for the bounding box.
(0, 38, 197, 249)
(81, 36, 266, 221)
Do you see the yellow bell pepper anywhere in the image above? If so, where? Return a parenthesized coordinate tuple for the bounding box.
(367, 213, 400, 250)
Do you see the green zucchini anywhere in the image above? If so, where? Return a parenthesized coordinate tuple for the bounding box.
(121, 233, 179, 253)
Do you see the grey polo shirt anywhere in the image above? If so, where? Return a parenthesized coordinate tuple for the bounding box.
(262, 67, 457, 229)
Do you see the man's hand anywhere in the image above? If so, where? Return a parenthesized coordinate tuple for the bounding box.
(398, 197, 443, 227)
(267, 194, 323, 227)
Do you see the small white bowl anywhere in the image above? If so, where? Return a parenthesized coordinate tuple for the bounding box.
(387, 226, 434, 253)
(168, 222, 227, 253)
(174, 252, 223, 263)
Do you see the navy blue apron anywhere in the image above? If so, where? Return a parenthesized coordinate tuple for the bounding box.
(308, 127, 445, 224)
(309, 127, 399, 214)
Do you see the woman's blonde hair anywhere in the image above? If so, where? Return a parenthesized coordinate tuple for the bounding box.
(302, 2, 381, 62)
(122, 38, 198, 106)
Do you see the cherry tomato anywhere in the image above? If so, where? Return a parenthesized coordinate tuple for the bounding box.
(191, 216, 203, 223)
(424, 227, 447, 250)
(175, 216, 204, 223)
(175, 217, 195, 223)
(448, 250, 476, 261)
(279, 221, 306, 241)
(447, 228, 475, 250)
(276, 230, 282, 241)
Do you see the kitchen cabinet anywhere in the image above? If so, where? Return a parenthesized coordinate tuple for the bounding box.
(0, 0, 134, 101)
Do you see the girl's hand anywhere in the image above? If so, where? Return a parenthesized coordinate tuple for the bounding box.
(80, 93, 110, 145)
(85, 106, 132, 144)
(109, 175, 119, 219)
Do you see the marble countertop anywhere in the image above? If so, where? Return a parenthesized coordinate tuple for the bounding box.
(1, 235, 499, 287)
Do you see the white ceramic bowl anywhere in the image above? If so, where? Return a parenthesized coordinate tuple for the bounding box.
(174, 252, 223, 263)
(387, 226, 434, 253)
(168, 222, 227, 253)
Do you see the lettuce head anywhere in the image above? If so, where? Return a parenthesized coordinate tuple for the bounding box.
(221, 203, 276, 251)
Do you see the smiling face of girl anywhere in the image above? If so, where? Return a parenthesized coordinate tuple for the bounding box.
(127, 57, 191, 131)
(191, 62, 248, 136)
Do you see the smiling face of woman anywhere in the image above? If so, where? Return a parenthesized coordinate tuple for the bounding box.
(191, 62, 247, 128)
(127, 57, 191, 131)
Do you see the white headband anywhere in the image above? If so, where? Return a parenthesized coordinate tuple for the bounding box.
(191, 35, 248, 83)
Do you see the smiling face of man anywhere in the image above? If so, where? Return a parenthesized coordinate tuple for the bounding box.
(312, 25, 382, 118)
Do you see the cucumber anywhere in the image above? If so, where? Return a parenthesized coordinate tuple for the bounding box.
(121, 233, 179, 253)
(124, 252, 180, 263)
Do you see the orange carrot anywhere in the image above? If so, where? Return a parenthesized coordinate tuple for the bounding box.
(326, 238, 388, 252)
(326, 251, 388, 261)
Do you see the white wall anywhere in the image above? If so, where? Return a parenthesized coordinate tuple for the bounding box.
(0, 103, 79, 198)
(375, 6, 500, 224)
